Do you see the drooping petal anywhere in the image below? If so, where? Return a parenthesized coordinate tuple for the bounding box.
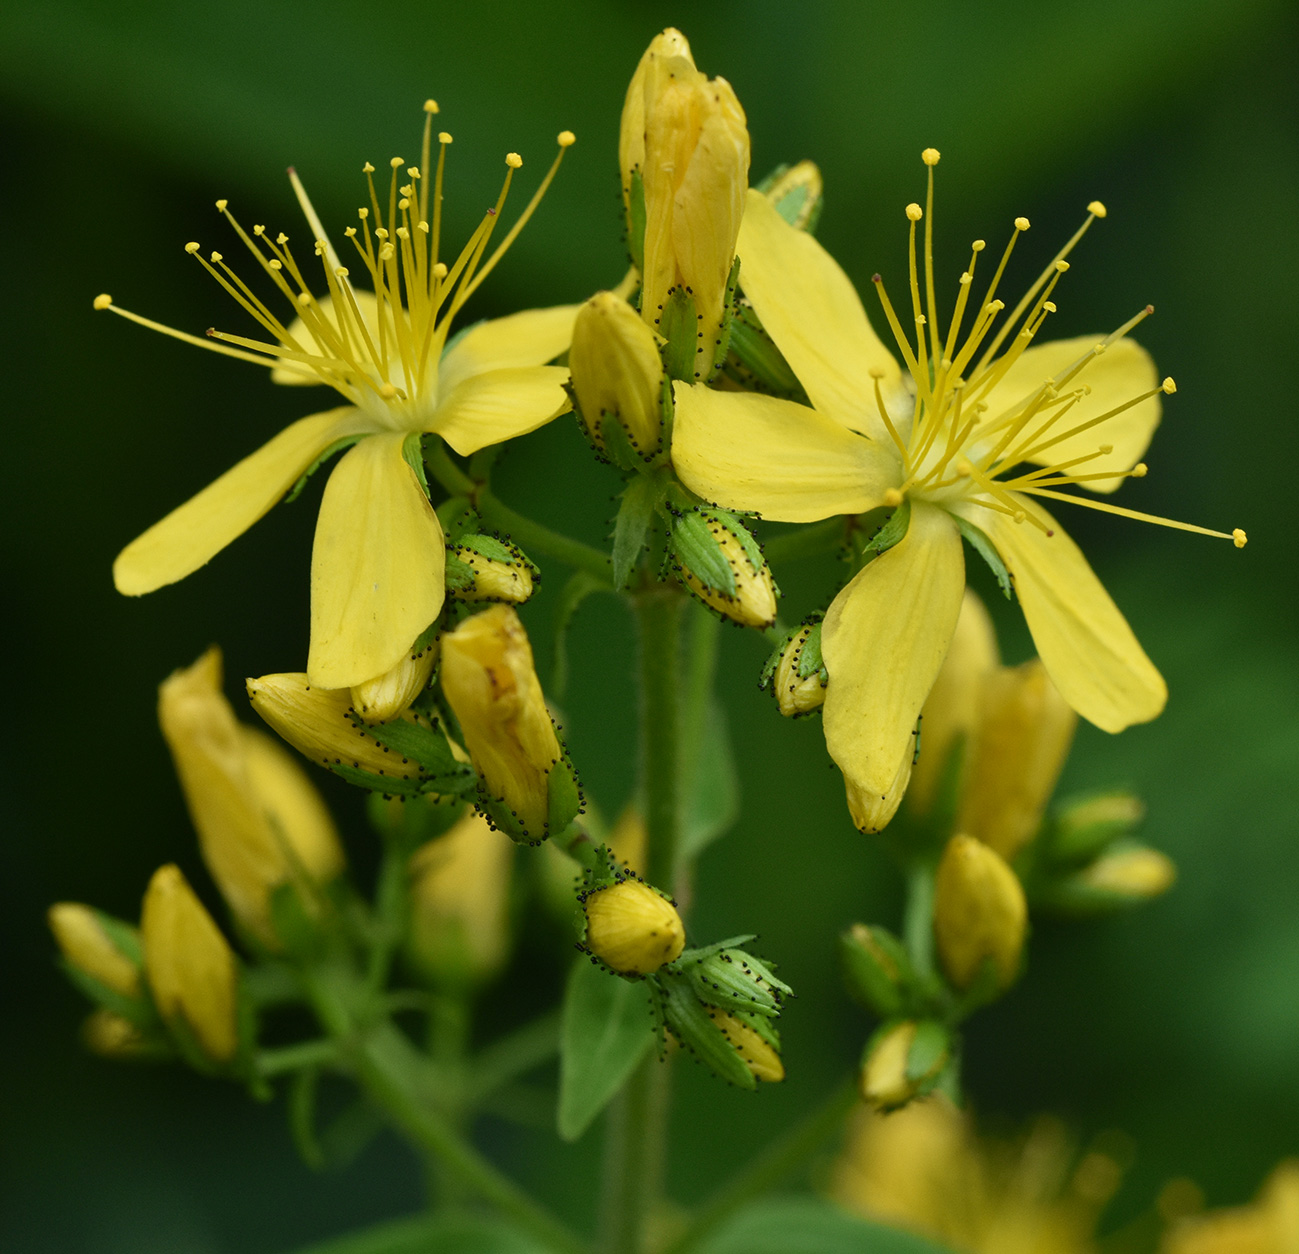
(308, 432, 445, 689)
(429, 367, 571, 456)
(977, 336, 1160, 493)
(114, 407, 374, 596)
(822, 502, 965, 810)
(671, 384, 901, 522)
(959, 494, 1165, 732)
(438, 305, 579, 398)
(736, 189, 903, 439)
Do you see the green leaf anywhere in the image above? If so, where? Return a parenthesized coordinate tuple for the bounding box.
(953, 513, 1013, 600)
(551, 569, 607, 696)
(699, 1198, 953, 1254)
(680, 698, 740, 859)
(281, 1212, 550, 1254)
(612, 473, 661, 590)
(358, 718, 477, 794)
(862, 499, 911, 560)
(557, 958, 655, 1141)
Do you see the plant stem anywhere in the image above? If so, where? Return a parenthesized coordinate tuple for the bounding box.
(662, 1079, 858, 1254)
(479, 490, 613, 584)
(467, 1010, 562, 1104)
(903, 861, 937, 982)
(256, 1038, 338, 1078)
(637, 586, 684, 892)
(599, 1054, 670, 1254)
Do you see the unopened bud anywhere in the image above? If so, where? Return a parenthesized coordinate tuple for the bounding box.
(569, 291, 665, 462)
(141, 865, 239, 1064)
(160, 649, 344, 946)
(606, 805, 648, 875)
(672, 507, 777, 628)
(351, 632, 438, 723)
(440, 605, 578, 844)
(81, 1008, 156, 1058)
(1051, 792, 1145, 864)
(708, 1010, 784, 1082)
(860, 1020, 949, 1110)
(446, 536, 538, 604)
(933, 835, 1027, 992)
(764, 620, 827, 717)
(582, 879, 685, 976)
(408, 810, 515, 986)
(1043, 844, 1176, 914)
(48, 903, 142, 1001)
(840, 923, 912, 1018)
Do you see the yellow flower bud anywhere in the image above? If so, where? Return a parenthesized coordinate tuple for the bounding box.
(82, 1008, 152, 1058)
(606, 805, 648, 876)
(708, 1010, 784, 1083)
(1077, 846, 1176, 900)
(449, 538, 538, 605)
(159, 649, 344, 946)
(673, 508, 778, 628)
(439, 605, 564, 842)
(408, 810, 515, 986)
(246, 672, 430, 783)
(621, 28, 750, 380)
(569, 291, 665, 459)
(844, 746, 913, 835)
(768, 621, 828, 717)
(958, 659, 1076, 861)
(582, 879, 685, 976)
(909, 590, 998, 815)
(933, 835, 1027, 992)
(141, 864, 239, 1064)
(351, 634, 438, 723)
(47, 903, 141, 999)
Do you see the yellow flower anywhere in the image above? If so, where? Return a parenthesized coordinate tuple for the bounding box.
(620, 28, 750, 380)
(1163, 1161, 1299, 1254)
(582, 879, 685, 976)
(672, 151, 1244, 825)
(158, 648, 344, 947)
(47, 903, 142, 999)
(833, 1096, 1123, 1254)
(103, 104, 578, 689)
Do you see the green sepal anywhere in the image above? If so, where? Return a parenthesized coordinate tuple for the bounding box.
(1046, 791, 1145, 866)
(627, 168, 647, 273)
(756, 161, 824, 232)
(288, 1065, 326, 1169)
(437, 499, 479, 539)
(839, 924, 914, 1019)
(442, 550, 477, 594)
(672, 941, 791, 1021)
(352, 716, 477, 795)
(547, 755, 583, 840)
(651, 971, 756, 1090)
(670, 509, 736, 597)
(268, 881, 323, 961)
(58, 960, 154, 1028)
(905, 1020, 952, 1088)
(612, 472, 663, 589)
(796, 621, 825, 679)
(284, 435, 362, 504)
(859, 499, 911, 563)
(401, 432, 430, 498)
(597, 404, 652, 471)
(709, 256, 742, 378)
(659, 373, 676, 450)
(326, 764, 430, 797)
(659, 287, 699, 382)
(725, 306, 803, 397)
(953, 513, 1013, 600)
(1033, 841, 1168, 916)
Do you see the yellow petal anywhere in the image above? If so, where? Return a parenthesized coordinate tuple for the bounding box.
(671, 384, 900, 522)
(822, 502, 965, 806)
(430, 366, 571, 456)
(438, 305, 579, 398)
(270, 292, 380, 386)
(308, 432, 445, 689)
(736, 188, 902, 438)
(977, 335, 1160, 493)
(960, 494, 1165, 732)
(114, 407, 372, 595)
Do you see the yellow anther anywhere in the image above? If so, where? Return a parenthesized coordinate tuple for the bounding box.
(93, 293, 113, 310)
(558, 130, 576, 147)
(418, 221, 429, 233)
(883, 488, 903, 507)
(357, 208, 369, 219)
(922, 147, 941, 165)
(276, 233, 288, 245)
(868, 367, 886, 379)
(1013, 509, 1027, 524)
(1088, 200, 1108, 218)
(253, 225, 265, 236)
(1054, 260, 1070, 273)
(959, 272, 972, 285)
(1014, 216, 1030, 231)
(423, 99, 439, 114)
(1232, 529, 1248, 548)
(439, 132, 453, 144)
(378, 382, 399, 399)
(1099, 443, 1114, 455)
(506, 152, 523, 169)
(215, 199, 228, 212)
(269, 259, 283, 270)
(398, 198, 410, 211)
(1161, 377, 1177, 394)
(363, 162, 375, 174)
(297, 293, 311, 307)
(906, 202, 923, 221)
(375, 228, 389, 239)
(379, 243, 395, 260)
(915, 314, 927, 326)
(407, 166, 420, 178)
(1043, 301, 1057, 312)
(184, 242, 200, 254)
(396, 226, 410, 240)
(390, 157, 404, 169)
(433, 262, 448, 278)
(334, 266, 349, 277)
(972, 239, 986, 251)
(1131, 463, 1148, 477)
(344, 227, 356, 238)
(210, 251, 223, 263)
(957, 459, 973, 477)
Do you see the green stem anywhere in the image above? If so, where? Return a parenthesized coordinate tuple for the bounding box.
(903, 862, 937, 982)
(468, 1010, 562, 1104)
(637, 586, 685, 892)
(479, 490, 612, 584)
(256, 1038, 338, 1078)
(662, 1080, 858, 1254)
(599, 1054, 669, 1254)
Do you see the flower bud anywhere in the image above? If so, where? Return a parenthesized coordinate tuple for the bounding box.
(82, 1008, 156, 1058)
(859, 1020, 950, 1110)
(707, 1010, 784, 1083)
(351, 632, 438, 724)
(447, 536, 538, 605)
(764, 620, 828, 717)
(958, 659, 1076, 861)
(1043, 844, 1176, 914)
(909, 590, 998, 816)
(607, 805, 648, 876)
(159, 649, 344, 947)
(671, 507, 777, 628)
(141, 864, 239, 1064)
(48, 903, 142, 1001)
(933, 835, 1027, 992)
(840, 923, 912, 1019)
(440, 605, 578, 843)
(408, 810, 515, 987)
(1051, 791, 1145, 864)
(621, 28, 750, 380)
(582, 879, 685, 976)
(569, 291, 665, 462)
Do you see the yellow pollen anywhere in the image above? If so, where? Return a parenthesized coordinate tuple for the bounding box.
(1233, 529, 1248, 548)
(439, 132, 453, 144)
(1131, 463, 1148, 477)
(1013, 510, 1027, 524)
(269, 259, 282, 270)
(407, 166, 420, 178)
(956, 459, 973, 476)
(1088, 200, 1108, 218)
(363, 162, 375, 174)
(506, 152, 523, 169)
(1014, 216, 1030, 231)
(358, 208, 369, 219)
(215, 199, 228, 212)
(883, 488, 903, 507)
(1162, 377, 1177, 394)
(1099, 443, 1113, 455)
(334, 266, 349, 277)
(1054, 260, 1070, 273)
(389, 157, 404, 169)
(253, 225, 265, 235)
(184, 242, 200, 254)
(959, 272, 972, 286)
(558, 130, 576, 147)
(276, 233, 288, 245)
(378, 383, 399, 399)
(424, 99, 439, 114)
(209, 251, 223, 263)
(433, 262, 448, 278)
(344, 227, 356, 238)
(972, 239, 986, 251)
(906, 202, 923, 221)
(1043, 301, 1057, 312)
(296, 293, 311, 307)
(93, 293, 112, 310)
(922, 147, 941, 165)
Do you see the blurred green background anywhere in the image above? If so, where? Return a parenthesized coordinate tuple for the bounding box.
(3, 0, 1296, 1249)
